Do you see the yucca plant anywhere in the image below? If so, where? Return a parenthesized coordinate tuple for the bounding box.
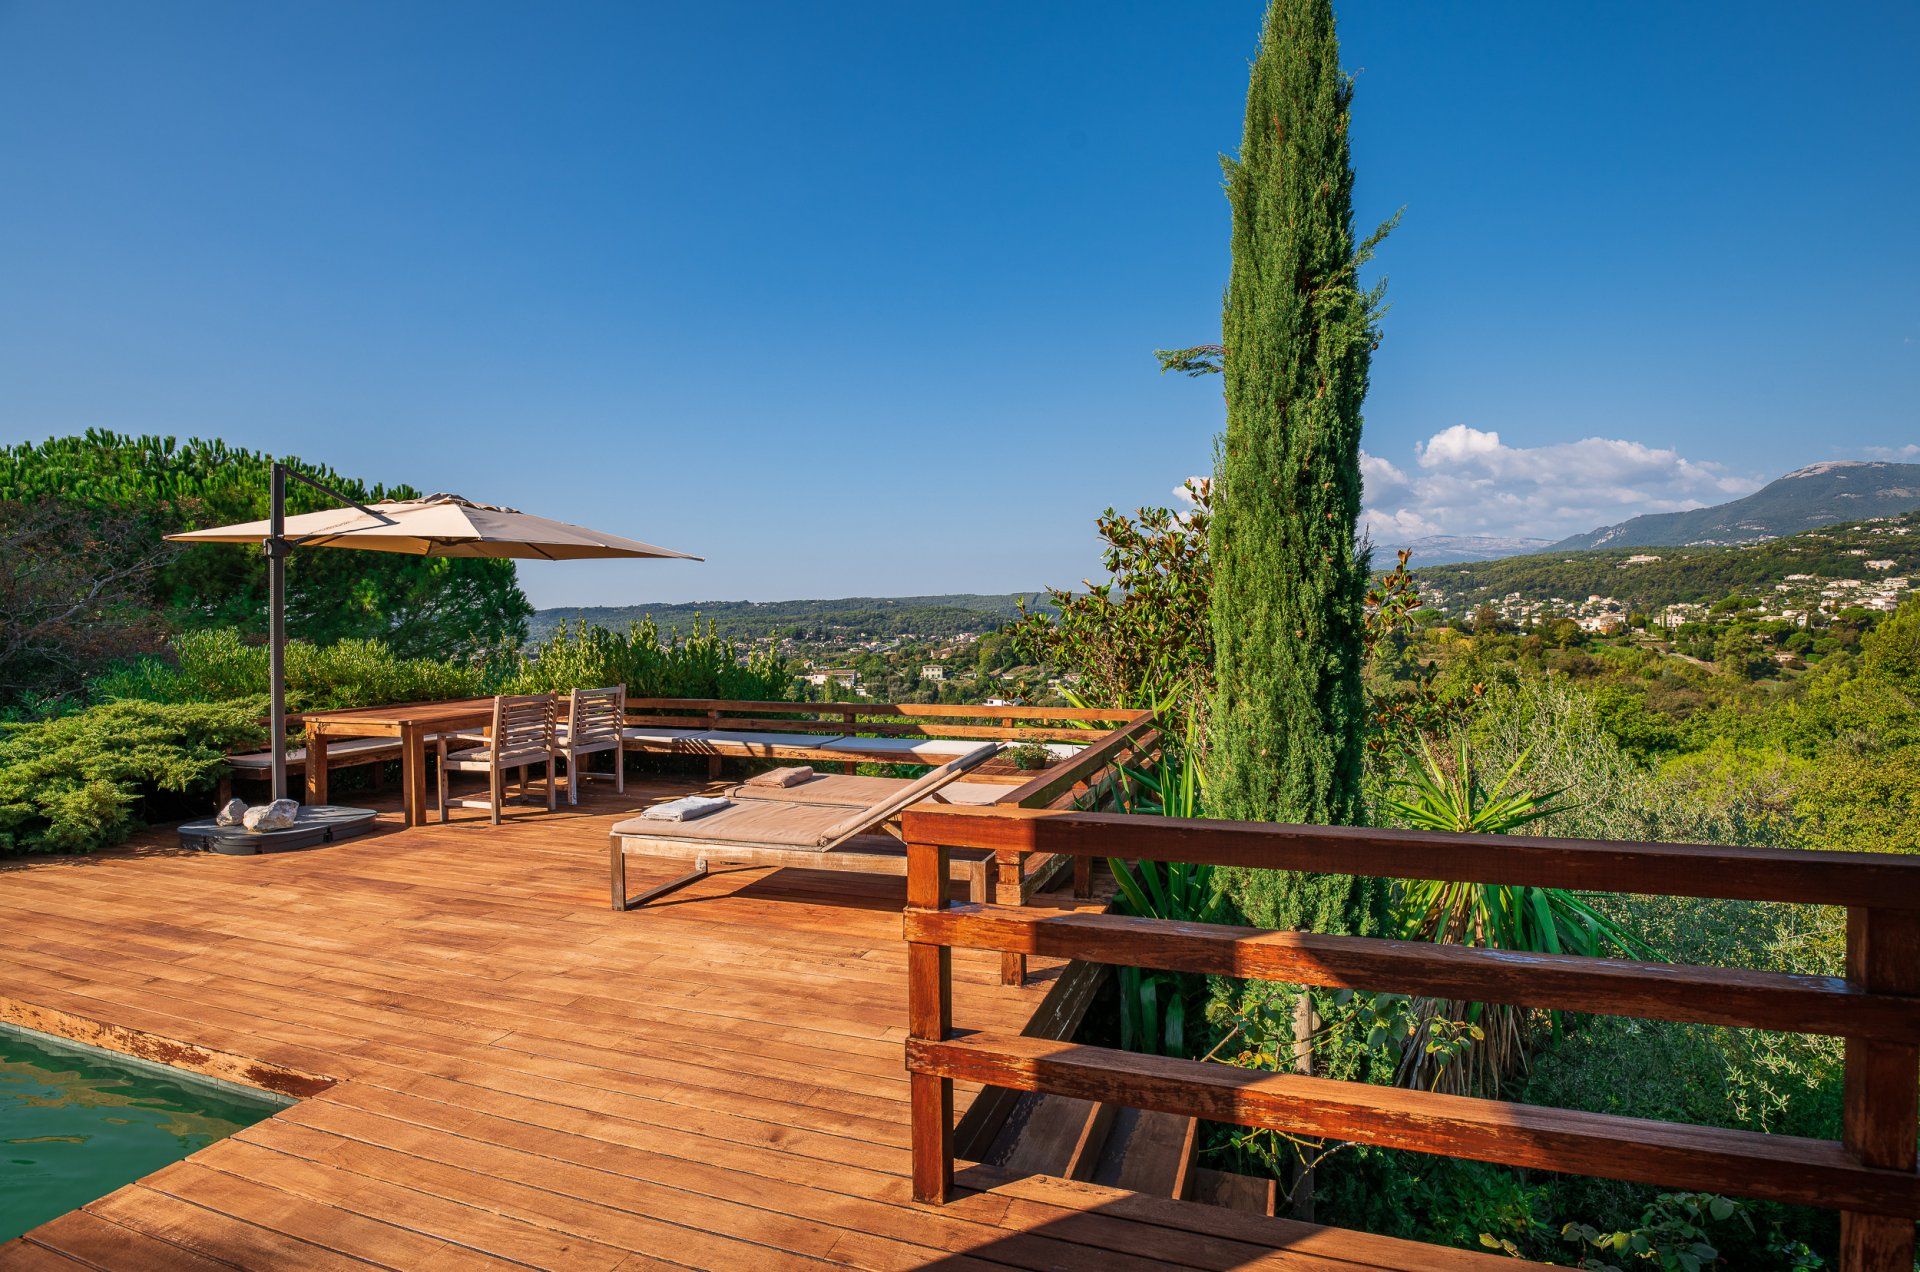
(1380, 734, 1652, 1094)
(1101, 709, 1222, 1055)
(1109, 856, 1230, 1056)
(1113, 741, 1205, 820)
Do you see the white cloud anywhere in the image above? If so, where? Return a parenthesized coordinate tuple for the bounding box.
(1866, 443, 1920, 461)
(1361, 425, 1761, 544)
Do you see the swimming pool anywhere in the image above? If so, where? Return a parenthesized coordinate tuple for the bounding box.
(0, 1025, 290, 1242)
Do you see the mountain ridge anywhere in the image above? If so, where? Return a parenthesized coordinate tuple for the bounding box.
(1548, 460, 1920, 552)
(1388, 534, 1556, 566)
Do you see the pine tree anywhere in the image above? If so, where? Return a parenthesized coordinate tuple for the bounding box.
(1208, 0, 1393, 936)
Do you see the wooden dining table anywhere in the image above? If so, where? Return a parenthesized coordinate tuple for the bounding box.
(300, 697, 535, 827)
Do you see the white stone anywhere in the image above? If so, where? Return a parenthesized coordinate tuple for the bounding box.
(243, 799, 299, 832)
(215, 799, 249, 827)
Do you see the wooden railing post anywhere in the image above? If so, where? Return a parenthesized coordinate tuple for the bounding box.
(995, 849, 1026, 986)
(1841, 906, 1920, 1271)
(906, 838, 953, 1203)
(840, 710, 857, 774)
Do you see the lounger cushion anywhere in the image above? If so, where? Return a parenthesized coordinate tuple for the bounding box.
(611, 800, 861, 849)
(730, 773, 1009, 808)
(938, 780, 1011, 806)
(227, 736, 400, 771)
(621, 727, 849, 755)
(730, 774, 906, 805)
(442, 745, 553, 770)
(815, 736, 991, 763)
(554, 727, 621, 753)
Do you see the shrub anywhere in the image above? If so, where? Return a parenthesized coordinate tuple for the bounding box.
(1004, 742, 1052, 771)
(0, 698, 265, 853)
(0, 496, 170, 711)
(505, 620, 792, 701)
(1861, 593, 1920, 694)
(91, 628, 489, 711)
(1011, 481, 1212, 722)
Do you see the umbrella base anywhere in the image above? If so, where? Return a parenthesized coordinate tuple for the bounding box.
(178, 804, 379, 855)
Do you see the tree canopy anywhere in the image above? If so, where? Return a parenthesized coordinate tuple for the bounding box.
(0, 431, 532, 661)
(1208, 0, 1392, 936)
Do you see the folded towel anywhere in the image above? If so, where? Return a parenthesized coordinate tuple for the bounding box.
(746, 766, 815, 788)
(640, 795, 733, 822)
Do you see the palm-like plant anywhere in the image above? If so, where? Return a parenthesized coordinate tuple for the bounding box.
(1380, 734, 1651, 1094)
(1104, 713, 1223, 1056)
(1109, 856, 1230, 1056)
(1113, 739, 1205, 820)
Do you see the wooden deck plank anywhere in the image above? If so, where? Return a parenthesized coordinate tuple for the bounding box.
(7, 1209, 241, 1272)
(0, 780, 1529, 1269)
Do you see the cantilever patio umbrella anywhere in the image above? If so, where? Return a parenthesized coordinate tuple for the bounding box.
(167, 462, 700, 802)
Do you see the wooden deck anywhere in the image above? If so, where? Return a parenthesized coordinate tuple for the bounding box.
(0, 780, 1513, 1270)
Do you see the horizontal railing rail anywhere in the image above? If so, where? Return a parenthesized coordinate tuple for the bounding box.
(621, 699, 1153, 746)
(898, 805, 1920, 1270)
(625, 697, 1146, 723)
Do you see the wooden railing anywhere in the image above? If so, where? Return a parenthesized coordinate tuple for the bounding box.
(624, 697, 1149, 744)
(899, 804, 1920, 1270)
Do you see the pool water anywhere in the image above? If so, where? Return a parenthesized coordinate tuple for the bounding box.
(0, 1026, 288, 1242)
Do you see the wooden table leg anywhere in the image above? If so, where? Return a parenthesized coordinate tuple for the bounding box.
(304, 731, 329, 806)
(401, 726, 429, 827)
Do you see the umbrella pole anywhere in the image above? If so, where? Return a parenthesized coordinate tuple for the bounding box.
(268, 462, 289, 802)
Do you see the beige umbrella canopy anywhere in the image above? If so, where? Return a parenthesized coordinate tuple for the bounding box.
(167, 493, 700, 561)
(166, 466, 701, 801)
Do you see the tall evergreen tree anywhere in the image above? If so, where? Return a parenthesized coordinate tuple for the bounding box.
(1208, 0, 1392, 936)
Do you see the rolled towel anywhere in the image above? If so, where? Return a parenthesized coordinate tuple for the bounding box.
(640, 795, 733, 822)
(746, 766, 815, 788)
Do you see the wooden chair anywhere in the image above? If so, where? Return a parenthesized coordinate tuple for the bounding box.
(559, 684, 625, 805)
(436, 694, 559, 824)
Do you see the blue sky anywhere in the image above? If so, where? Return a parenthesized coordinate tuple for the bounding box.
(2, 2, 1915, 607)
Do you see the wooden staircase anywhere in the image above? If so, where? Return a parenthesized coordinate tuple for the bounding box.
(983, 1091, 1279, 1216)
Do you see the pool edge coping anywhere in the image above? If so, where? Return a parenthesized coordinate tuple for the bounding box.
(0, 995, 335, 1102)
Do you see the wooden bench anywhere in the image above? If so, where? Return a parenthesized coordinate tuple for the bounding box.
(217, 735, 403, 804)
(618, 726, 1053, 775)
(617, 697, 1143, 782)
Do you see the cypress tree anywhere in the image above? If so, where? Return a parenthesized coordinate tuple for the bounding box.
(1208, 0, 1392, 936)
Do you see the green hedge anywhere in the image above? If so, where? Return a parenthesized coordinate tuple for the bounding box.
(91, 628, 490, 711)
(505, 620, 792, 701)
(0, 698, 266, 854)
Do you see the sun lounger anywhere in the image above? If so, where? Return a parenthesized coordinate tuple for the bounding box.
(609, 743, 1001, 909)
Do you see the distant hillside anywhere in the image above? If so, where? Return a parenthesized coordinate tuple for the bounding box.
(1414, 511, 1920, 613)
(1391, 535, 1555, 566)
(1551, 461, 1920, 551)
(529, 593, 1048, 642)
